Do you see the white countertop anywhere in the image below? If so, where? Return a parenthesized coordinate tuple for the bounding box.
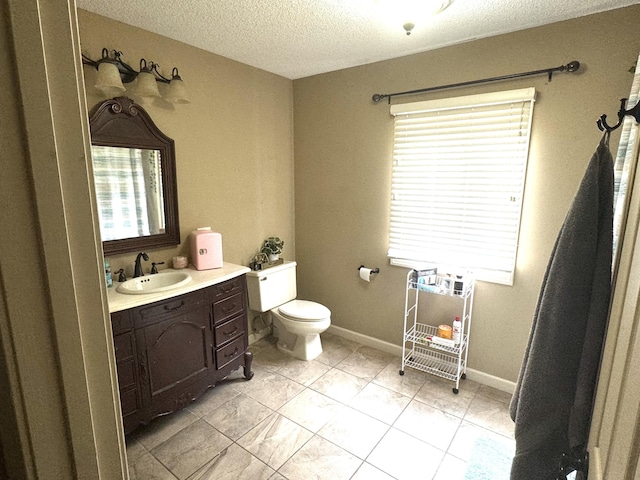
(107, 262, 250, 313)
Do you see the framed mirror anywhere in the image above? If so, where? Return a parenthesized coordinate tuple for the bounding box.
(89, 96, 180, 256)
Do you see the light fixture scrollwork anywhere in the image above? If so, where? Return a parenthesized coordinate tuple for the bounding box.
(82, 48, 189, 104)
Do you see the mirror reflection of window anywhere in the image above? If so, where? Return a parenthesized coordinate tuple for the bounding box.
(91, 146, 165, 241)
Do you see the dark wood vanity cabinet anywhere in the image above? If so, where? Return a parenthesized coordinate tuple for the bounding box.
(111, 275, 253, 434)
(111, 310, 142, 430)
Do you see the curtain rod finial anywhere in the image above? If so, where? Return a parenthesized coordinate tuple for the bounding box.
(372, 93, 387, 103)
(566, 61, 580, 73)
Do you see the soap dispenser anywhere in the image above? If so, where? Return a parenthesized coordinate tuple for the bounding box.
(104, 258, 113, 288)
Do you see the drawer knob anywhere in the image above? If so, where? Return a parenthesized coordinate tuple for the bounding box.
(223, 326, 239, 336)
(222, 303, 237, 313)
(225, 347, 239, 359)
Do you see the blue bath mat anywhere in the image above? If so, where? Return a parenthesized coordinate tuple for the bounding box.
(464, 436, 514, 480)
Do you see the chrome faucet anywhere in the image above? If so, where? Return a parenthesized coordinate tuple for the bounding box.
(133, 252, 149, 278)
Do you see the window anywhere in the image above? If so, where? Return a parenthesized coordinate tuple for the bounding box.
(92, 146, 165, 241)
(388, 88, 536, 285)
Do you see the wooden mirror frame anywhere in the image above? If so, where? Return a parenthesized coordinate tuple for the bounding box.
(89, 96, 180, 256)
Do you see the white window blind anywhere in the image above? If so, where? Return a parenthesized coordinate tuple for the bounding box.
(388, 87, 536, 285)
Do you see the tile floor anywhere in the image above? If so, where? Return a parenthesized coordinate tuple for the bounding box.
(125, 332, 516, 480)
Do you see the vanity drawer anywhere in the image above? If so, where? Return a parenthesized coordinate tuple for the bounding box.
(211, 276, 245, 302)
(114, 332, 135, 362)
(134, 290, 204, 322)
(215, 336, 244, 369)
(213, 293, 244, 325)
(214, 314, 245, 347)
(111, 310, 132, 335)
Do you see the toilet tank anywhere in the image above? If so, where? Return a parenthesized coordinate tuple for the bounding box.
(246, 261, 297, 312)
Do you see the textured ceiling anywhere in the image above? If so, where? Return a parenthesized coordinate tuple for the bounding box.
(76, 0, 640, 79)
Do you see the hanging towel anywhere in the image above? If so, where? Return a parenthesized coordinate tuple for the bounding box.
(509, 135, 614, 480)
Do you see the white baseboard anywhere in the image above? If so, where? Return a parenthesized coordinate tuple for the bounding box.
(327, 324, 516, 394)
(327, 325, 403, 356)
(464, 368, 516, 394)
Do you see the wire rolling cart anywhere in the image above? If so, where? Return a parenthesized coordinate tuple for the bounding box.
(399, 269, 474, 394)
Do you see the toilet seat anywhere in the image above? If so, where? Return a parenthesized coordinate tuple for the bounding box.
(278, 300, 331, 322)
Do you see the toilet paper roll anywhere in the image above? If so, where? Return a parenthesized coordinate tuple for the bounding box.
(359, 267, 373, 282)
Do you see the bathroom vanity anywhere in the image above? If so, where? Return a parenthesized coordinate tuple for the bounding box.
(108, 263, 253, 434)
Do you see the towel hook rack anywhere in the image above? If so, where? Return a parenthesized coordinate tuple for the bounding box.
(597, 98, 640, 132)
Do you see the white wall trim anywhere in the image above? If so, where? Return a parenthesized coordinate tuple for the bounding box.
(327, 324, 516, 394)
(465, 368, 516, 394)
(328, 325, 403, 356)
(3, 1, 126, 477)
(591, 447, 604, 480)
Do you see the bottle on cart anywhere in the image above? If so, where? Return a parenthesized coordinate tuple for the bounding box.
(452, 315, 461, 344)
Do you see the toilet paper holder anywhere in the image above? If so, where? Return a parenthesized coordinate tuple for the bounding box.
(358, 265, 380, 274)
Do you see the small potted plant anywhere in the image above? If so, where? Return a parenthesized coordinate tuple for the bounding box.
(261, 237, 284, 262)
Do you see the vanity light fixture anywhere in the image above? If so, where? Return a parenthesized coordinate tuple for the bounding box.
(82, 48, 190, 103)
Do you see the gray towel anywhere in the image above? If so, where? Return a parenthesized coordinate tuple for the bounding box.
(509, 135, 613, 480)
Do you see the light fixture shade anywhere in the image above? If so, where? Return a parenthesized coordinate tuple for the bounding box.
(166, 77, 190, 104)
(95, 61, 126, 96)
(135, 70, 161, 98)
(377, 0, 454, 33)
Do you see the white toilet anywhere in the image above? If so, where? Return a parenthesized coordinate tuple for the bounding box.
(246, 261, 331, 361)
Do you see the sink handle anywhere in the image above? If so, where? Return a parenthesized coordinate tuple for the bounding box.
(117, 269, 126, 282)
(151, 262, 165, 274)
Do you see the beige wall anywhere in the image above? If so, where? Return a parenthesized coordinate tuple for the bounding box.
(77, 7, 640, 384)
(78, 9, 295, 279)
(293, 6, 640, 382)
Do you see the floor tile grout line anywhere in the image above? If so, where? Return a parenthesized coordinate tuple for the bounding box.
(128, 335, 514, 479)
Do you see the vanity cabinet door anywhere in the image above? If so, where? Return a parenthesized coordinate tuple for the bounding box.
(134, 299, 214, 418)
(111, 274, 253, 435)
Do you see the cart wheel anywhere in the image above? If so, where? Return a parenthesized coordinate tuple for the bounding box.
(461, 373, 466, 380)
(399, 370, 405, 376)
(453, 388, 459, 395)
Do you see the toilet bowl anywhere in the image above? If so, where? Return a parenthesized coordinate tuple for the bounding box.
(271, 300, 331, 361)
(246, 261, 331, 361)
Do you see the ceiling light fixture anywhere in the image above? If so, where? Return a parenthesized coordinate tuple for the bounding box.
(403, 22, 416, 36)
(377, 0, 454, 35)
(82, 48, 189, 104)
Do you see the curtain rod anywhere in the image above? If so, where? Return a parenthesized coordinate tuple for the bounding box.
(371, 61, 580, 104)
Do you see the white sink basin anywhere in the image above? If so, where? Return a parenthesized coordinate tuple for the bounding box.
(116, 271, 192, 295)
